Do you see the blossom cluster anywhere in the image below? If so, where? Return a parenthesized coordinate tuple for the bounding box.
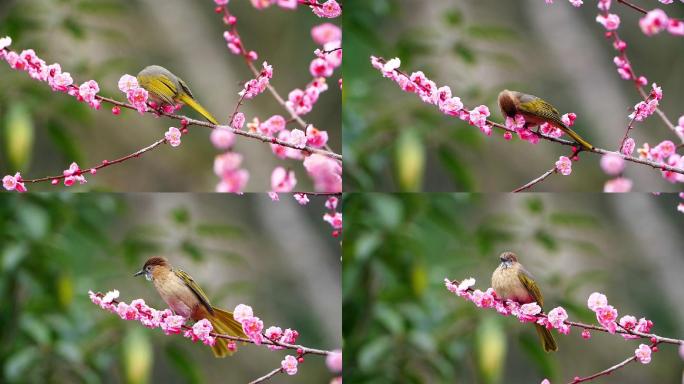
(444, 278, 659, 365)
(88, 290, 218, 346)
(214, 2, 342, 193)
(117, 74, 149, 114)
(215, 0, 341, 18)
(0, 36, 100, 109)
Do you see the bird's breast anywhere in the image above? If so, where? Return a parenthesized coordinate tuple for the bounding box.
(153, 274, 199, 318)
(491, 266, 534, 303)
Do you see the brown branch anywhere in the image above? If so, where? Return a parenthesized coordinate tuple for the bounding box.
(512, 166, 556, 193)
(616, 0, 647, 15)
(570, 352, 639, 383)
(373, 57, 684, 178)
(248, 367, 283, 384)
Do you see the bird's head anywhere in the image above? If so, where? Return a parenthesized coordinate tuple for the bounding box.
(134, 256, 170, 281)
(499, 251, 518, 269)
(498, 89, 519, 118)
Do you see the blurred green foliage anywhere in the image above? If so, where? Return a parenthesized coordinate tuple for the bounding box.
(342, 193, 683, 383)
(0, 194, 250, 383)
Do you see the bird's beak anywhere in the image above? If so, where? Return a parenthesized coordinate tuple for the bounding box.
(134, 269, 144, 277)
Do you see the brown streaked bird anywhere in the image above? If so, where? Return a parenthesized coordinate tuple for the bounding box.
(134, 256, 246, 357)
(498, 89, 594, 150)
(491, 251, 558, 352)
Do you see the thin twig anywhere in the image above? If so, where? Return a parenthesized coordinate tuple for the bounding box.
(512, 167, 556, 193)
(248, 367, 283, 384)
(616, 0, 647, 15)
(570, 353, 638, 383)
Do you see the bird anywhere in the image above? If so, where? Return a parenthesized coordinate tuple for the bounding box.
(498, 89, 593, 150)
(137, 65, 219, 125)
(491, 251, 558, 352)
(134, 256, 245, 357)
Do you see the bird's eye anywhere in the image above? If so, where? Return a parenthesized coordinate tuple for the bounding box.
(145, 266, 150, 272)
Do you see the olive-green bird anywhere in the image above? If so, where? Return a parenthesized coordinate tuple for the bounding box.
(491, 251, 558, 352)
(134, 256, 246, 357)
(498, 89, 593, 150)
(137, 65, 219, 125)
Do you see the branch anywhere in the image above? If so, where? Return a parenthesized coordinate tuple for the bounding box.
(571, 352, 639, 383)
(371, 57, 684, 179)
(616, 0, 647, 15)
(248, 367, 283, 384)
(512, 166, 556, 193)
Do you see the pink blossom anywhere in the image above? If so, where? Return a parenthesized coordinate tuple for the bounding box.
(581, 329, 591, 339)
(600, 153, 625, 175)
(520, 302, 542, 316)
(289, 129, 308, 149)
(233, 304, 254, 322)
(271, 167, 297, 192)
(78, 79, 100, 107)
(232, 112, 245, 129)
(310, 57, 334, 77)
(165, 127, 182, 147)
(214, 153, 249, 193)
(281, 355, 299, 375)
(306, 125, 329, 148)
(650, 83, 663, 101)
(311, 0, 342, 18)
(63, 162, 87, 186)
(635, 318, 653, 334)
(0, 36, 11, 50)
(323, 212, 342, 229)
(547, 307, 568, 328)
(280, 328, 299, 344)
(587, 292, 608, 311)
(596, 305, 618, 333)
(468, 105, 491, 132)
(555, 156, 572, 176)
(326, 349, 342, 373)
(2, 173, 27, 192)
(260, 115, 286, 136)
(621, 137, 635, 156)
(569, 0, 583, 6)
(561, 112, 577, 127)
(471, 288, 496, 309)
(116, 302, 140, 320)
(241, 316, 264, 344)
(214, 0, 229, 4)
(635, 344, 652, 364)
(303, 154, 342, 192)
(210, 127, 236, 149)
(639, 9, 669, 36)
(286, 88, 314, 115)
(268, 192, 279, 201)
(604, 177, 633, 192)
(185, 318, 215, 346)
(127, 87, 149, 114)
(541, 380, 550, 384)
(51, 72, 73, 92)
(599, 0, 612, 9)
(325, 196, 338, 210)
(294, 193, 309, 205)
(118, 74, 139, 93)
(311, 23, 341, 45)
(102, 290, 120, 305)
(668, 19, 684, 36)
(161, 315, 185, 335)
(440, 97, 464, 116)
(540, 123, 563, 138)
(596, 13, 620, 31)
(651, 140, 675, 160)
(619, 315, 639, 339)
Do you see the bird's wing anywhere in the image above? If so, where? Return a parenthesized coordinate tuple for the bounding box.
(177, 77, 194, 99)
(174, 269, 215, 314)
(138, 74, 177, 105)
(518, 96, 567, 128)
(517, 268, 544, 307)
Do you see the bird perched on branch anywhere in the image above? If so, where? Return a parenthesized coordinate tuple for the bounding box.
(134, 256, 245, 357)
(137, 65, 219, 125)
(491, 251, 558, 352)
(498, 89, 593, 150)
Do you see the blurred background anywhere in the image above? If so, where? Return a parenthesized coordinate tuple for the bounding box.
(0, 0, 340, 191)
(344, 0, 684, 191)
(343, 193, 684, 383)
(0, 193, 341, 383)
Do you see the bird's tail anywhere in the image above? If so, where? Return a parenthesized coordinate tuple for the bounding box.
(560, 126, 594, 150)
(206, 307, 247, 358)
(178, 94, 219, 125)
(535, 324, 558, 352)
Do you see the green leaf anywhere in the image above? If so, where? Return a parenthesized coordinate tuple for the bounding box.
(171, 207, 190, 225)
(549, 212, 599, 227)
(4, 347, 39, 381)
(165, 344, 203, 384)
(20, 315, 51, 346)
(3, 102, 34, 170)
(526, 198, 544, 214)
(394, 128, 425, 192)
(63, 17, 86, 39)
(181, 240, 203, 261)
(437, 146, 475, 190)
(534, 229, 557, 251)
(122, 328, 152, 384)
(358, 336, 392, 371)
(374, 304, 404, 335)
(195, 223, 243, 238)
(444, 8, 463, 27)
(46, 121, 84, 164)
(466, 25, 517, 41)
(475, 317, 505, 384)
(453, 42, 476, 65)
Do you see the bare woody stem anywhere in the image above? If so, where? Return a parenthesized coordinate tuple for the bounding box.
(512, 167, 556, 193)
(616, 0, 647, 15)
(248, 367, 284, 384)
(571, 353, 639, 383)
